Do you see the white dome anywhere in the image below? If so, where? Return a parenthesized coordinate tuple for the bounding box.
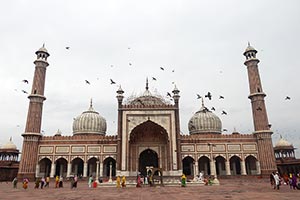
(275, 137, 292, 148)
(1, 138, 17, 150)
(73, 102, 106, 135)
(188, 104, 222, 134)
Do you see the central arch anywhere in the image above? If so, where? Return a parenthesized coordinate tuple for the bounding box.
(139, 149, 158, 176)
(129, 120, 169, 174)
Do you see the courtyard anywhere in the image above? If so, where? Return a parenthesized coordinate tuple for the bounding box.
(0, 178, 300, 200)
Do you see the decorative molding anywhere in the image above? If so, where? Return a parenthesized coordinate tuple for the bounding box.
(181, 145, 195, 152)
(88, 146, 101, 153)
(228, 144, 241, 151)
(71, 146, 85, 153)
(39, 146, 53, 154)
(103, 146, 117, 153)
(56, 146, 69, 153)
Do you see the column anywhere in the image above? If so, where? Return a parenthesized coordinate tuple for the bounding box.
(241, 160, 247, 175)
(195, 161, 199, 177)
(210, 159, 215, 176)
(100, 161, 103, 177)
(225, 160, 231, 175)
(35, 164, 40, 178)
(50, 163, 56, 178)
(96, 161, 100, 180)
(83, 162, 88, 177)
(108, 162, 113, 182)
(256, 160, 261, 175)
(59, 164, 63, 176)
(67, 163, 72, 177)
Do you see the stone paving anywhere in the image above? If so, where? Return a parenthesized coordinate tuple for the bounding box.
(0, 178, 300, 200)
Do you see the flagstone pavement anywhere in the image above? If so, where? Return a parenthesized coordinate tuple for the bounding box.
(1, 178, 300, 200)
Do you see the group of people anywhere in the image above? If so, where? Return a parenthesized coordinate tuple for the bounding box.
(270, 171, 300, 190)
(34, 176, 50, 189)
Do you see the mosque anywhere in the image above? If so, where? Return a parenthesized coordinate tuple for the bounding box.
(16, 44, 290, 181)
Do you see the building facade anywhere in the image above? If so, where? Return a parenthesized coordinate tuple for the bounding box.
(0, 138, 19, 181)
(18, 44, 277, 180)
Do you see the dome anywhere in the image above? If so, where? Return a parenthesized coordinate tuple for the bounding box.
(243, 42, 257, 55)
(126, 79, 169, 106)
(35, 44, 49, 56)
(1, 137, 17, 150)
(188, 102, 222, 134)
(73, 101, 107, 135)
(275, 137, 292, 148)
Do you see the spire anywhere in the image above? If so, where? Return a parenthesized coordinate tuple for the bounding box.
(201, 97, 204, 107)
(248, 41, 250, 47)
(146, 77, 149, 91)
(88, 98, 94, 111)
(9, 136, 12, 142)
(43, 43, 45, 48)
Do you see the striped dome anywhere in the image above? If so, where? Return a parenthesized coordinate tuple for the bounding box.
(73, 101, 106, 135)
(188, 104, 222, 134)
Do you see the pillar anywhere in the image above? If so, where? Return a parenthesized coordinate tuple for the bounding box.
(195, 161, 199, 177)
(83, 162, 88, 177)
(50, 163, 56, 178)
(108, 162, 113, 182)
(210, 159, 215, 176)
(241, 160, 247, 175)
(256, 160, 261, 175)
(225, 160, 231, 175)
(96, 161, 100, 180)
(35, 164, 40, 178)
(100, 161, 103, 177)
(67, 163, 72, 177)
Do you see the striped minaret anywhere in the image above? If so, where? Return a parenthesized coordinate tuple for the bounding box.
(18, 45, 50, 180)
(243, 43, 277, 176)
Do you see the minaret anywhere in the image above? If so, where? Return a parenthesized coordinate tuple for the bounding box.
(243, 43, 276, 176)
(116, 85, 124, 171)
(18, 45, 50, 180)
(172, 85, 182, 170)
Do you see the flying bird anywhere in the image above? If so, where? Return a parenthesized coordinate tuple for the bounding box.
(110, 79, 116, 84)
(167, 92, 172, 97)
(152, 77, 157, 81)
(211, 107, 215, 111)
(22, 79, 29, 84)
(205, 92, 212, 100)
(172, 69, 175, 72)
(21, 90, 28, 94)
(85, 80, 90, 84)
(219, 95, 224, 99)
(285, 96, 291, 100)
(196, 94, 201, 99)
(221, 110, 227, 115)
(129, 63, 132, 66)
(160, 67, 164, 71)
(65, 47, 70, 50)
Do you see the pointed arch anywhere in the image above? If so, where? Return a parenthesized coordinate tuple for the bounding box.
(230, 155, 241, 175)
(245, 155, 258, 175)
(198, 156, 210, 176)
(103, 157, 116, 178)
(182, 156, 195, 176)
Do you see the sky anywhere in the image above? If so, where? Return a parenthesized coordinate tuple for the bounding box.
(0, 0, 299, 156)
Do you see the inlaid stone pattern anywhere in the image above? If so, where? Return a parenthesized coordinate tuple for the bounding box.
(56, 146, 70, 153)
(103, 146, 117, 153)
(227, 144, 241, 151)
(88, 146, 101, 153)
(39, 146, 53, 154)
(71, 146, 85, 153)
(243, 144, 257, 151)
(181, 145, 195, 152)
(197, 144, 210, 151)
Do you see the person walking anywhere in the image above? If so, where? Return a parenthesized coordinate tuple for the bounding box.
(40, 177, 45, 189)
(12, 177, 18, 189)
(22, 178, 29, 190)
(45, 176, 50, 188)
(55, 175, 59, 188)
(181, 174, 187, 187)
(116, 176, 121, 188)
(88, 176, 93, 188)
(121, 175, 126, 188)
(273, 172, 281, 190)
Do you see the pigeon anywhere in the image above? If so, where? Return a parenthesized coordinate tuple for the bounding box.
(129, 63, 132, 66)
(22, 79, 29, 84)
(219, 95, 224, 99)
(256, 107, 262, 111)
(211, 107, 215, 111)
(110, 79, 116, 84)
(267, 124, 272, 128)
(205, 92, 212, 100)
(172, 69, 175, 72)
(21, 90, 28, 94)
(152, 77, 157, 81)
(160, 67, 164, 70)
(285, 96, 291, 100)
(65, 47, 70, 50)
(196, 94, 201, 99)
(85, 80, 90, 84)
(167, 92, 172, 97)
(221, 110, 227, 115)
(223, 129, 228, 132)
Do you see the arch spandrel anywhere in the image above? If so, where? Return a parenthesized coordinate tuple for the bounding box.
(127, 117, 171, 140)
(39, 156, 52, 162)
(129, 120, 169, 143)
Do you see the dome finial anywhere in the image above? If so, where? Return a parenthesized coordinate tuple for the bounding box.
(201, 97, 204, 107)
(88, 98, 94, 111)
(9, 136, 12, 142)
(248, 41, 250, 47)
(146, 77, 149, 90)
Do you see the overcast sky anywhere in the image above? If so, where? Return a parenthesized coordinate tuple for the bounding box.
(0, 0, 299, 156)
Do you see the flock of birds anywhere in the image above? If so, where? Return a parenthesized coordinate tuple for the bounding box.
(15, 46, 293, 134)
